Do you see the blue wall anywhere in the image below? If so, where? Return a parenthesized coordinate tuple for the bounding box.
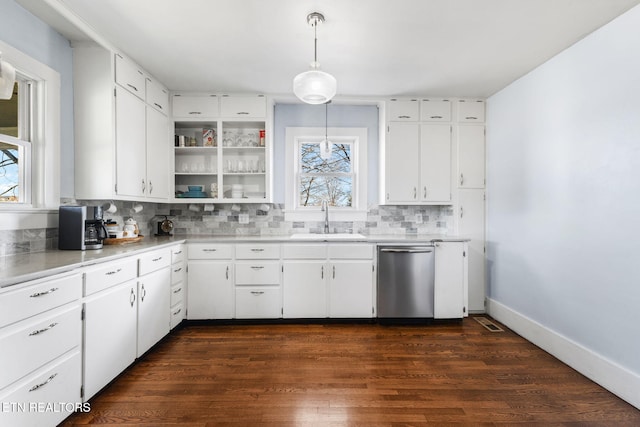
(0, 0, 74, 197)
(273, 103, 379, 204)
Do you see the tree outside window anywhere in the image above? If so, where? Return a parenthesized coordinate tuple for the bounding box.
(298, 141, 353, 208)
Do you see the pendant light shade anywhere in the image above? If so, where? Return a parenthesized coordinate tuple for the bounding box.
(293, 12, 337, 104)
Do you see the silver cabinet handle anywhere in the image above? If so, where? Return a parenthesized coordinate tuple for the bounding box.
(250, 248, 265, 252)
(173, 287, 182, 294)
(126, 83, 138, 92)
(460, 173, 464, 186)
(152, 256, 163, 262)
(251, 266, 264, 270)
(237, 112, 249, 115)
(154, 102, 163, 110)
(460, 206, 464, 218)
(430, 115, 443, 119)
(29, 287, 59, 298)
(105, 268, 122, 276)
(423, 187, 427, 198)
(333, 265, 336, 279)
(130, 288, 136, 307)
(140, 284, 146, 302)
(173, 267, 182, 273)
(398, 115, 411, 119)
(226, 266, 229, 280)
(29, 322, 58, 336)
(28, 373, 57, 392)
(465, 116, 478, 120)
(173, 308, 182, 316)
(321, 265, 324, 279)
(142, 179, 146, 192)
(188, 111, 202, 115)
(250, 291, 264, 296)
(149, 181, 153, 194)
(203, 248, 217, 252)
(413, 187, 417, 199)
(174, 250, 182, 255)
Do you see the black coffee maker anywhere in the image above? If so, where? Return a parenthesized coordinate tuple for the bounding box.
(58, 205, 108, 250)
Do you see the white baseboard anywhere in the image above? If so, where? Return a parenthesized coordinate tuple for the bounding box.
(487, 298, 640, 410)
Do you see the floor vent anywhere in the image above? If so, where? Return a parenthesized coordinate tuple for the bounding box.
(474, 316, 504, 332)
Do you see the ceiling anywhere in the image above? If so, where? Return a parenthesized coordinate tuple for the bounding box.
(19, 0, 640, 98)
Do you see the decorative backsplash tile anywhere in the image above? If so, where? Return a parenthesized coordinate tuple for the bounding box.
(1, 200, 454, 256)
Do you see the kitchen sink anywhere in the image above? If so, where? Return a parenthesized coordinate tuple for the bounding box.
(289, 233, 367, 241)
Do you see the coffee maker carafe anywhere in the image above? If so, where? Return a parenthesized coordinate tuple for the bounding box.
(59, 205, 108, 250)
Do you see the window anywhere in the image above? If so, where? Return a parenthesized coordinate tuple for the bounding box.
(285, 127, 367, 221)
(0, 77, 33, 204)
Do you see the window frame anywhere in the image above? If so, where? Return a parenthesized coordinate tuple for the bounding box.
(0, 39, 61, 230)
(284, 127, 368, 222)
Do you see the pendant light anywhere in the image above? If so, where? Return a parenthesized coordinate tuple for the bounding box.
(320, 101, 332, 160)
(293, 12, 337, 104)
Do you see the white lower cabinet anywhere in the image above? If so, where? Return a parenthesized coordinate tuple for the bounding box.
(83, 280, 138, 400)
(282, 261, 327, 318)
(137, 267, 170, 357)
(187, 261, 234, 319)
(170, 245, 187, 329)
(434, 241, 468, 319)
(328, 261, 374, 318)
(235, 287, 281, 319)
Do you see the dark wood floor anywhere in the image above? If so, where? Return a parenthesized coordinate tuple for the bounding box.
(62, 317, 640, 426)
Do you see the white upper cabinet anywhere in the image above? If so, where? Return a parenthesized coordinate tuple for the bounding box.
(146, 106, 170, 200)
(173, 94, 219, 118)
(115, 54, 146, 100)
(457, 125, 485, 189)
(146, 77, 169, 115)
(387, 99, 419, 121)
(386, 123, 420, 202)
(115, 86, 147, 198)
(420, 99, 452, 122)
(220, 95, 266, 118)
(420, 124, 452, 202)
(457, 99, 485, 122)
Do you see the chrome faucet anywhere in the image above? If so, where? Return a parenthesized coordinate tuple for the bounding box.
(321, 200, 330, 234)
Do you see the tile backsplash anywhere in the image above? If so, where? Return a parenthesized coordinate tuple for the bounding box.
(1, 200, 454, 256)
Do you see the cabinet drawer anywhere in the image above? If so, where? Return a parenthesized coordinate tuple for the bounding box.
(220, 95, 266, 118)
(171, 261, 186, 285)
(387, 99, 419, 121)
(189, 243, 234, 259)
(172, 94, 219, 117)
(235, 261, 280, 285)
(171, 244, 186, 264)
(139, 248, 171, 276)
(84, 258, 138, 296)
(115, 53, 146, 99)
(146, 77, 168, 114)
(457, 99, 485, 122)
(0, 350, 81, 427)
(235, 243, 280, 259)
(420, 99, 451, 122)
(170, 282, 185, 307)
(328, 244, 373, 260)
(282, 244, 327, 259)
(0, 304, 81, 390)
(170, 301, 185, 329)
(235, 287, 281, 319)
(0, 272, 82, 328)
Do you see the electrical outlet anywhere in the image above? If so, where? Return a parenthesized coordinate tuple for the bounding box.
(415, 213, 423, 224)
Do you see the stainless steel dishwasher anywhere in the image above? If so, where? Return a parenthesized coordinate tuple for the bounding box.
(377, 244, 435, 320)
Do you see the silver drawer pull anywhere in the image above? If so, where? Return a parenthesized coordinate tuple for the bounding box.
(237, 111, 249, 115)
(203, 248, 217, 252)
(29, 373, 57, 392)
(126, 83, 138, 92)
(173, 287, 182, 294)
(398, 115, 411, 119)
(250, 248, 264, 252)
(154, 102, 163, 110)
(173, 308, 182, 316)
(430, 115, 443, 119)
(188, 111, 202, 115)
(29, 322, 58, 336)
(174, 250, 182, 255)
(29, 288, 59, 298)
(250, 291, 264, 296)
(152, 256, 163, 262)
(174, 267, 182, 273)
(105, 268, 122, 276)
(251, 266, 264, 270)
(465, 116, 478, 120)
(130, 288, 136, 307)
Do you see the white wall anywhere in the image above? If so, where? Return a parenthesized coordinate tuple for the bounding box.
(0, 0, 74, 198)
(487, 4, 640, 407)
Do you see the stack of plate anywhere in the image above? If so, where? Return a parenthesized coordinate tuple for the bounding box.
(180, 185, 207, 198)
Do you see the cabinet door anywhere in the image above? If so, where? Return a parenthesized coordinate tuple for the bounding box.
(172, 94, 219, 118)
(137, 268, 170, 357)
(387, 99, 419, 121)
(457, 99, 485, 122)
(235, 287, 281, 319)
(84, 280, 137, 400)
(329, 261, 374, 318)
(146, 106, 170, 200)
(459, 189, 485, 312)
(282, 261, 327, 318)
(187, 261, 234, 319)
(420, 124, 452, 202)
(420, 99, 451, 122)
(146, 77, 169, 114)
(220, 95, 266, 118)
(386, 123, 420, 202)
(115, 54, 146, 100)
(457, 125, 485, 189)
(115, 86, 146, 197)
(434, 242, 466, 319)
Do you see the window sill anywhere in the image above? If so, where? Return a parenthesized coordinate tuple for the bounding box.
(0, 209, 58, 231)
(284, 209, 367, 222)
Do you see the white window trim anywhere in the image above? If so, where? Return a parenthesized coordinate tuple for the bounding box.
(284, 127, 367, 222)
(0, 39, 61, 229)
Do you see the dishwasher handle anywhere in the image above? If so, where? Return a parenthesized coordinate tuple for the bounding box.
(380, 247, 433, 254)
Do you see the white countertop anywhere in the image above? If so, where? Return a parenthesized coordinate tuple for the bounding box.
(0, 234, 468, 288)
